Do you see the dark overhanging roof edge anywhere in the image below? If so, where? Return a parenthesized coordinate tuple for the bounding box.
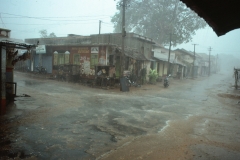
(0, 41, 36, 49)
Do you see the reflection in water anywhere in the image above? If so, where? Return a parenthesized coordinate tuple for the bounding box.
(24, 80, 38, 86)
(0, 116, 29, 159)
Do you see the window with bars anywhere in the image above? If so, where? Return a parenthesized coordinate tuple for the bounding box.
(58, 54, 65, 65)
(91, 54, 98, 68)
(64, 54, 69, 64)
(73, 54, 80, 65)
(54, 53, 69, 65)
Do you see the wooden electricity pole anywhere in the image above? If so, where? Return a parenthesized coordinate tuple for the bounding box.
(208, 47, 212, 76)
(167, 33, 172, 76)
(99, 20, 101, 34)
(192, 44, 198, 79)
(120, 0, 126, 78)
(98, 20, 101, 44)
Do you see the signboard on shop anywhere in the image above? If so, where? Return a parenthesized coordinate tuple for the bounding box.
(36, 45, 46, 54)
(91, 47, 99, 53)
(71, 47, 90, 54)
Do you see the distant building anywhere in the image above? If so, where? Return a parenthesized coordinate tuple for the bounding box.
(25, 33, 155, 83)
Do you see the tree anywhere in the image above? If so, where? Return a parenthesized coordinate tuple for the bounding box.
(39, 29, 57, 38)
(49, 32, 57, 38)
(111, 0, 207, 46)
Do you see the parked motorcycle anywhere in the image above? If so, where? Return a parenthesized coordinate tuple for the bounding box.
(35, 66, 47, 74)
(164, 74, 171, 88)
(57, 65, 69, 81)
(125, 74, 141, 87)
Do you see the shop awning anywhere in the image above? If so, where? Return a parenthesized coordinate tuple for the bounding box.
(114, 47, 148, 61)
(154, 57, 168, 62)
(147, 58, 156, 62)
(125, 50, 148, 61)
(0, 39, 36, 50)
(154, 57, 186, 66)
(174, 61, 186, 67)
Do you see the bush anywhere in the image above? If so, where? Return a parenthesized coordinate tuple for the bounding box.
(148, 69, 158, 84)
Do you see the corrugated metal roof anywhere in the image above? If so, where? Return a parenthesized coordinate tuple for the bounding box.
(154, 57, 186, 66)
(154, 57, 169, 62)
(125, 49, 148, 61)
(174, 61, 186, 67)
(174, 48, 194, 56)
(0, 38, 36, 49)
(114, 47, 148, 61)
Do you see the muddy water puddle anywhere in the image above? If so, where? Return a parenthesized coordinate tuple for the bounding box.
(0, 116, 31, 159)
(218, 93, 240, 99)
(2, 72, 239, 159)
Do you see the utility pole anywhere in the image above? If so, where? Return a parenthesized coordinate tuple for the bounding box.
(208, 47, 212, 76)
(192, 44, 198, 79)
(167, 33, 172, 76)
(120, 0, 126, 78)
(116, 0, 127, 91)
(98, 20, 101, 44)
(216, 54, 219, 73)
(99, 20, 101, 34)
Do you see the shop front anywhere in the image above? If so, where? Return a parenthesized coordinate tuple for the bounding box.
(0, 37, 35, 115)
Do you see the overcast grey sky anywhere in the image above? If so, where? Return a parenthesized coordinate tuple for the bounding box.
(1, 0, 240, 57)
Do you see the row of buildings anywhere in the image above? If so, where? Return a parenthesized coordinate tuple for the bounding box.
(17, 33, 219, 82)
(1, 29, 219, 113)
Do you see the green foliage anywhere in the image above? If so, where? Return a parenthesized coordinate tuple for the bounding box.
(111, 0, 207, 46)
(39, 29, 57, 38)
(49, 32, 57, 38)
(148, 69, 158, 84)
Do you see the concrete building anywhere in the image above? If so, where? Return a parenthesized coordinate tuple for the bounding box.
(25, 33, 155, 84)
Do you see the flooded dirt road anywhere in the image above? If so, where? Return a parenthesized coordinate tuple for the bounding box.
(1, 71, 240, 160)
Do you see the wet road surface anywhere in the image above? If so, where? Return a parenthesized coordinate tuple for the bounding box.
(1, 71, 240, 160)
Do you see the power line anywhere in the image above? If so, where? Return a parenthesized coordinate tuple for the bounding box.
(0, 12, 112, 18)
(0, 13, 6, 28)
(3, 22, 100, 25)
(1, 16, 111, 21)
(101, 21, 114, 25)
(0, 12, 111, 22)
(101, 23, 114, 27)
(1, 16, 112, 19)
(197, 44, 240, 53)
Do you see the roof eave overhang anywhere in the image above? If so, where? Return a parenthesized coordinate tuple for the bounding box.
(0, 41, 36, 50)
